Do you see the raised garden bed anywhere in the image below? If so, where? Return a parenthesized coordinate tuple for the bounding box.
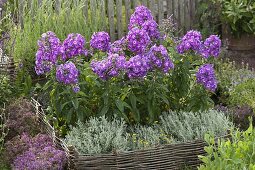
(31, 98, 231, 170)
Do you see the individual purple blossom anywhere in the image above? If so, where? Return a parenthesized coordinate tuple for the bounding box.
(56, 62, 79, 84)
(128, 6, 153, 30)
(126, 54, 150, 79)
(176, 30, 202, 54)
(35, 31, 62, 75)
(141, 20, 160, 40)
(90, 31, 110, 52)
(108, 37, 127, 55)
(91, 54, 127, 80)
(196, 64, 217, 92)
(72, 84, 80, 93)
(60, 33, 87, 60)
(127, 27, 151, 54)
(200, 35, 221, 58)
(148, 45, 174, 73)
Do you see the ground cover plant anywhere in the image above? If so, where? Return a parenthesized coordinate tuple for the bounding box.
(34, 6, 222, 136)
(1, 99, 67, 170)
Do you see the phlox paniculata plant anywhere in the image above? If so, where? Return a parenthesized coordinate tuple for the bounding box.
(35, 5, 222, 129)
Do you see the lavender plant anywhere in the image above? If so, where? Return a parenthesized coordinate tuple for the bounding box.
(36, 5, 222, 128)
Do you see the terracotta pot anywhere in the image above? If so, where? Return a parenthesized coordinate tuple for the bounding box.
(222, 25, 255, 51)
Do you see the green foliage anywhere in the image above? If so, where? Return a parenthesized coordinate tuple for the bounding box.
(14, 68, 33, 97)
(214, 0, 255, 36)
(166, 42, 215, 112)
(214, 59, 255, 104)
(228, 79, 255, 112)
(195, 0, 221, 36)
(199, 120, 255, 169)
(0, 108, 9, 154)
(0, 75, 13, 107)
(160, 109, 233, 142)
(65, 116, 129, 154)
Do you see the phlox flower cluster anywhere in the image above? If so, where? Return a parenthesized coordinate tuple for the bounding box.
(200, 35, 221, 58)
(13, 133, 66, 170)
(128, 6, 153, 29)
(196, 64, 217, 92)
(128, 6, 160, 44)
(127, 27, 151, 54)
(90, 31, 110, 52)
(108, 37, 127, 55)
(56, 62, 80, 92)
(177, 31, 221, 59)
(126, 54, 151, 79)
(61, 33, 87, 60)
(91, 54, 126, 80)
(176, 30, 202, 54)
(148, 45, 174, 73)
(35, 31, 62, 75)
(141, 20, 160, 40)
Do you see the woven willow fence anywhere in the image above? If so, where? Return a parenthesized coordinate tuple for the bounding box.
(0, 0, 202, 41)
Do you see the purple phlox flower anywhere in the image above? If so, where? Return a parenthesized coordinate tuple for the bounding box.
(56, 61, 80, 92)
(90, 31, 110, 52)
(35, 31, 62, 75)
(91, 54, 127, 80)
(61, 33, 87, 61)
(148, 45, 174, 73)
(128, 6, 153, 30)
(126, 54, 150, 79)
(200, 35, 221, 59)
(196, 64, 218, 92)
(141, 20, 160, 40)
(127, 27, 151, 54)
(108, 37, 127, 55)
(176, 30, 202, 54)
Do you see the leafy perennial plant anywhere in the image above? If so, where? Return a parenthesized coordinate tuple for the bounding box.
(35, 6, 222, 130)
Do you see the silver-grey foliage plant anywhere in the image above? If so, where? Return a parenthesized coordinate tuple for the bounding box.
(160, 109, 233, 142)
(66, 110, 233, 154)
(65, 116, 129, 155)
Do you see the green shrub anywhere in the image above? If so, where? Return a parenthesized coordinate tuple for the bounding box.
(228, 79, 255, 112)
(199, 120, 255, 169)
(160, 109, 233, 142)
(214, 59, 255, 105)
(0, 75, 13, 107)
(65, 116, 129, 155)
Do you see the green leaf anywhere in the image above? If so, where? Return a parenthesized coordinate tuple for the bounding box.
(129, 93, 140, 122)
(115, 99, 124, 113)
(99, 105, 109, 115)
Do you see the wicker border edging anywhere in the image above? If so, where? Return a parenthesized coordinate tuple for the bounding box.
(30, 98, 73, 169)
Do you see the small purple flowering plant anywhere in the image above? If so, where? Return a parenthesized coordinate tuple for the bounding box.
(8, 133, 66, 170)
